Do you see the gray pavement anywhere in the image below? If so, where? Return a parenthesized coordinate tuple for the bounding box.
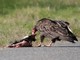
(0, 40, 80, 60)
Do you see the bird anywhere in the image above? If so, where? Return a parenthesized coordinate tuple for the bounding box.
(32, 18, 78, 47)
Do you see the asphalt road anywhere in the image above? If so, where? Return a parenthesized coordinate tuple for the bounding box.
(0, 41, 80, 60)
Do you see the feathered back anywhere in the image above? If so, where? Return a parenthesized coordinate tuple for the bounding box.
(34, 18, 78, 43)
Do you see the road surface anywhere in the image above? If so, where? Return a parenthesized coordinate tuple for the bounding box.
(0, 41, 80, 60)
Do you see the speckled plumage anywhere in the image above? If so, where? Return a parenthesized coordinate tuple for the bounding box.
(32, 18, 78, 46)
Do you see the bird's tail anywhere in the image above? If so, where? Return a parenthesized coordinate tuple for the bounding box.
(69, 32, 78, 41)
(66, 26, 78, 43)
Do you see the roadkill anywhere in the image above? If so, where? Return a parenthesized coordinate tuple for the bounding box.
(6, 35, 36, 48)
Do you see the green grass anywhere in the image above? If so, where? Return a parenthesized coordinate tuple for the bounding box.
(0, 0, 80, 46)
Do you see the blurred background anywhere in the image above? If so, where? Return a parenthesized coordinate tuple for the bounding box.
(0, 0, 80, 46)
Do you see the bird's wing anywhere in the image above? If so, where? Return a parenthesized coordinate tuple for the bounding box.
(35, 19, 71, 36)
(53, 21, 72, 36)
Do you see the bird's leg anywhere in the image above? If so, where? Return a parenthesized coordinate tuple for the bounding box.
(45, 41, 53, 47)
(38, 35, 45, 47)
(47, 37, 60, 47)
(46, 39, 56, 47)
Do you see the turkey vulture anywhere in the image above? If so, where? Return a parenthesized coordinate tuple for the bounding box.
(32, 18, 78, 47)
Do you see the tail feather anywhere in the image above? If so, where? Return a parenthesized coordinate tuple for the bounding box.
(65, 36, 76, 43)
(69, 32, 78, 41)
(67, 26, 78, 42)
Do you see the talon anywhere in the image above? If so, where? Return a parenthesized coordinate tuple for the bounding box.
(45, 45, 51, 47)
(38, 45, 41, 47)
(38, 44, 45, 47)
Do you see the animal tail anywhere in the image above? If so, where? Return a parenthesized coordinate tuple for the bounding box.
(67, 27, 78, 42)
(69, 32, 78, 42)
